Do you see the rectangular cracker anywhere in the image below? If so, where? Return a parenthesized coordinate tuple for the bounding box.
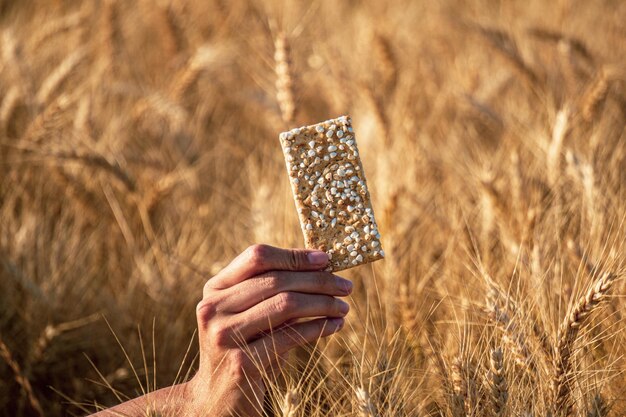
(279, 115, 384, 272)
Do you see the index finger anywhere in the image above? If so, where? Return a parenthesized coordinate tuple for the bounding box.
(209, 244, 329, 289)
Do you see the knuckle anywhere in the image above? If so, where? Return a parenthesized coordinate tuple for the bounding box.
(285, 250, 308, 270)
(195, 299, 217, 327)
(225, 351, 246, 380)
(228, 350, 256, 379)
(230, 350, 248, 369)
(245, 244, 270, 267)
(202, 280, 215, 297)
(208, 322, 232, 347)
(287, 250, 299, 269)
(274, 292, 298, 312)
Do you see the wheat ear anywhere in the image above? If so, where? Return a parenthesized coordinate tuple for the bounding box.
(547, 107, 570, 186)
(169, 45, 218, 101)
(476, 25, 541, 87)
(356, 386, 377, 417)
(100, 0, 118, 71)
(485, 285, 535, 371)
(552, 272, 617, 416)
(581, 69, 610, 122)
(373, 32, 398, 93)
(586, 393, 608, 417)
(29, 7, 88, 50)
(36, 47, 88, 105)
(488, 348, 508, 417)
(274, 31, 296, 125)
(450, 357, 467, 417)
(0, 85, 22, 135)
(281, 389, 301, 417)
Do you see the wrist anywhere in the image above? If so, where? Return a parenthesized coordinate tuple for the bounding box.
(184, 372, 261, 417)
(180, 377, 207, 416)
(183, 373, 224, 417)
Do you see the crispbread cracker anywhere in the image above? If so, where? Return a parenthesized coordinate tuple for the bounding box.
(279, 115, 384, 271)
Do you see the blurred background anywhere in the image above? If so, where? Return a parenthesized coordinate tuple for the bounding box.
(0, 0, 625, 416)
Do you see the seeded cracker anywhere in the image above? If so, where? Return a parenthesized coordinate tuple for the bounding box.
(279, 115, 384, 271)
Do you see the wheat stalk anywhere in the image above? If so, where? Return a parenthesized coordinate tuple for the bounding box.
(30, 314, 101, 365)
(509, 150, 523, 215)
(552, 272, 617, 416)
(431, 343, 460, 416)
(0, 337, 44, 417)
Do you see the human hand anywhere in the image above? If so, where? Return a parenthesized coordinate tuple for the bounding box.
(187, 244, 352, 416)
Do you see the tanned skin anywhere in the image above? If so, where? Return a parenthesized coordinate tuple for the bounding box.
(89, 244, 352, 417)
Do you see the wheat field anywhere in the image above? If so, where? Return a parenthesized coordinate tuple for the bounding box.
(0, 0, 625, 416)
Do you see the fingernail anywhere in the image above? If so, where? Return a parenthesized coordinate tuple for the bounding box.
(307, 251, 329, 266)
(329, 317, 345, 330)
(338, 300, 350, 314)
